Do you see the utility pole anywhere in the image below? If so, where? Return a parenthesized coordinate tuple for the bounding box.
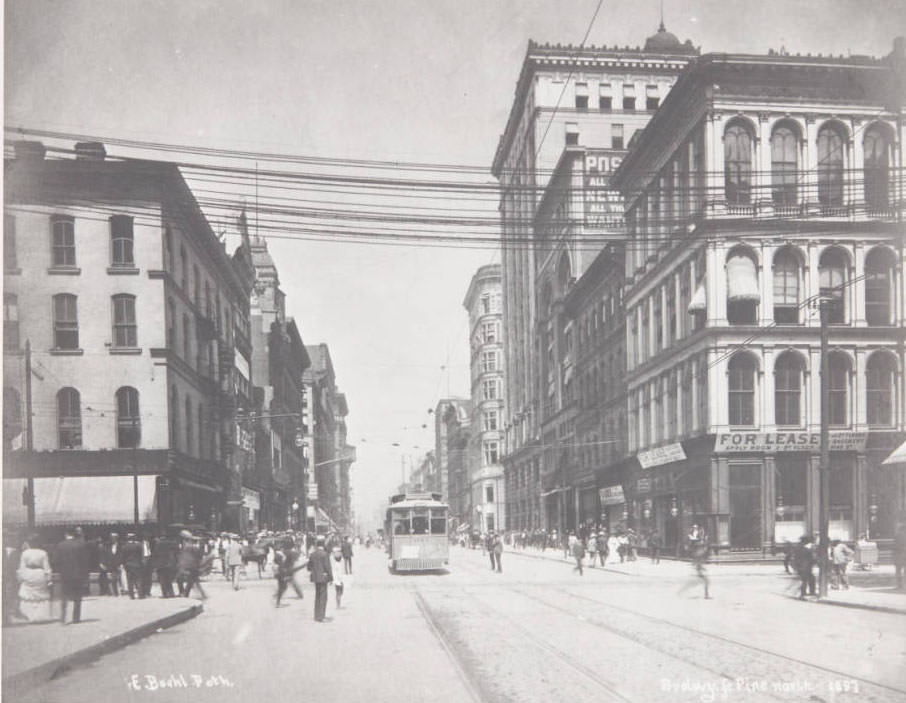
(24, 339, 35, 529)
(818, 298, 831, 598)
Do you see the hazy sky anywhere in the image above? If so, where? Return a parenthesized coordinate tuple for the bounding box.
(6, 0, 905, 530)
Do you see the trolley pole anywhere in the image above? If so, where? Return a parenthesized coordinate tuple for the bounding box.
(818, 299, 831, 598)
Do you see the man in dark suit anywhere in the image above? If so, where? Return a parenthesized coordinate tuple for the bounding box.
(120, 533, 145, 599)
(151, 533, 178, 598)
(307, 536, 333, 622)
(53, 529, 90, 624)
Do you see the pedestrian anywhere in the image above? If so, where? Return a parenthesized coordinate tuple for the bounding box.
(307, 536, 333, 622)
(586, 531, 597, 567)
(274, 539, 305, 606)
(53, 528, 91, 624)
(486, 530, 498, 571)
(492, 531, 503, 573)
(140, 534, 154, 598)
(679, 531, 711, 599)
(121, 533, 145, 599)
(571, 536, 586, 576)
(596, 532, 608, 566)
(331, 546, 345, 608)
(893, 522, 906, 590)
(16, 534, 52, 622)
(341, 535, 354, 575)
(648, 529, 662, 565)
(830, 539, 854, 590)
(152, 531, 178, 597)
(781, 540, 793, 574)
(176, 532, 206, 600)
(4, 533, 26, 623)
(225, 535, 243, 591)
(792, 534, 817, 600)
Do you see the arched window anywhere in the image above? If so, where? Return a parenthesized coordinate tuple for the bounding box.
(726, 250, 759, 324)
(4, 293, 19, 351)
(53, 293, 79, 349)
(116, 387, 140, 448)
(866, 353, 896, 427)
(185, 396, 193, 455)
(864, 126, 890, 210)
(112, 294, 137, 348)
(110, 215, 134, 267)
(58, 387, 82, 449)
(771, 125, 798, 205)
(724, 124, 752, 205)
(557, 252, 572, 296)
(865, 247, 895, 326)
(773, 248, 801, 324)
(827, 353, 851, 426)
(818, 248, 848, 324)
(775, 352, 805, 426)
(817, 125, 845, 207)
(728, 353, 757, 426)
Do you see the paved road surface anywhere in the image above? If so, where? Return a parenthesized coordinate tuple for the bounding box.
(17, 545, 906, 703)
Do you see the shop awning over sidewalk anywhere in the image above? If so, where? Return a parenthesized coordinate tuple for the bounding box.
(882, 439, 906, 465)
(2, 476, 158, 526)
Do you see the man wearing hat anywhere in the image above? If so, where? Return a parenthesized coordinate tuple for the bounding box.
(53, 528, 90, 624)
(306, 536, 333, 622)
(120, 533, 145, 599)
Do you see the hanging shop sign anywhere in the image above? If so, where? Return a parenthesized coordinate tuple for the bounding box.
(714, 431, 868, 454)
(637, 442, 687, 469)
(599, 484, 625, 506)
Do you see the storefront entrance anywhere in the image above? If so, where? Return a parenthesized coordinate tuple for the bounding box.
(729, 463, 761, 549)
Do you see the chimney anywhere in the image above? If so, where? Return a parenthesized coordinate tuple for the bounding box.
(14, 140, 46, 162)
(74, 141, 106, 160)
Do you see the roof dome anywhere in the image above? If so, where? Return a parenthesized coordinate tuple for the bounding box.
(644, 21, 683, 52)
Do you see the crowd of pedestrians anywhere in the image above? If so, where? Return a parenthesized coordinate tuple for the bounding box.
(2, 525, 364, 626)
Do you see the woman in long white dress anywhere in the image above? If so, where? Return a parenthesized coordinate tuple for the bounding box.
(17, 536, 53, 622)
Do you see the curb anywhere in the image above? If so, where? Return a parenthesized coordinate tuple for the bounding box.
(2, 603, 204, 692)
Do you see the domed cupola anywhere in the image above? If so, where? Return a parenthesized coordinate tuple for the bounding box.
(643, 20, 698, 55)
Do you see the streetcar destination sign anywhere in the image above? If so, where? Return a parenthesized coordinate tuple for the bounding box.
(714, 431, 868, 453)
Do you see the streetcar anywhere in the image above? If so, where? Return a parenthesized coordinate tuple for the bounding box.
(385, 492, 450, 573)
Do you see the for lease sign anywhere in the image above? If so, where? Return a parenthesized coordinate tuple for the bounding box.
(714, 431, 867, 453)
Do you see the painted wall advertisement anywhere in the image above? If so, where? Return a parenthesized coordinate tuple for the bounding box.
(714, 431, 868, 454)
(583, 150, 624, 228)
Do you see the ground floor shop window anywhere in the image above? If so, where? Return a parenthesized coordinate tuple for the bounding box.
(866, 453, 900, 539)
(729, 463, 762, 549)
(774, 456, 807, 543)
(829, 457, 853, 541)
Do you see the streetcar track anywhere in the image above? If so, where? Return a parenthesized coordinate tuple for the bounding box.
(414, 580, 634, 703)
(454, 555, 904, 702)
(412, 589, 486, 703)
(544, 585, 906, 700)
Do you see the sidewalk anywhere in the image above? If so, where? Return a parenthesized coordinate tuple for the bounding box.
(2, 594, 203, 694)
(503, 544, 906, 614)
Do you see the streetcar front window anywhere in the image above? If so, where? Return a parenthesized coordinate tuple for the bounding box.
(412, 507, 429, 534)
(393, 513, 410, 535)
(430, 510, 447, 534)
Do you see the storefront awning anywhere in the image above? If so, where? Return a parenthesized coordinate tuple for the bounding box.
(882, 439, 906, 465)
(727, 256, 760, 302)
(687, 283, 706, 312)
(2, 476, 158, 526)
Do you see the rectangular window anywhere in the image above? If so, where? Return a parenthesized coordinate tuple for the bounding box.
(53, 294, 79, 349)
(566, 123, 579, 146)
(112, 295, 138, 347)
(52, 216, 76, 267)
(481, 321, 498, 343)
(110, 215, 134, 266)
(575, 82, 588, 110)
(484, 441, 499, 466)
(622, 84, 636, 111)
(599, 83, 613, 110)
(483, 410, 498, 431)
(646, 85, 659, 111)
(4, 214, 17, 271)
(482, 379, 499, 400)
(653, 294, 663, 352)
(480, 294, 490, 314)
(485, 485, 495, 502)
(612, 124, 624, 150)
(481, 350, 498, 372)
(4, 294, 19, 350)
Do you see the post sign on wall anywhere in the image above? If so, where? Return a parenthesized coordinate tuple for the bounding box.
(714, 431, 868, 453)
